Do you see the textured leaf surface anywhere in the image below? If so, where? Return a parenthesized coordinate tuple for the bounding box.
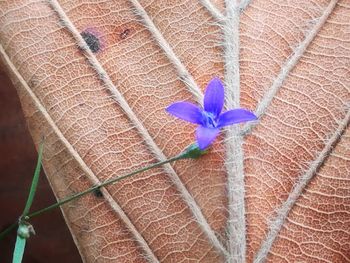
(0, 0, 349, 262)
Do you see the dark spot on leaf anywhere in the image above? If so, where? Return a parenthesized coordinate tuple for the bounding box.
(81, 31, 100, 53)
(28, 75, 39, 88)
(119, 29, 130, 40)
(93, 188, 103, 198)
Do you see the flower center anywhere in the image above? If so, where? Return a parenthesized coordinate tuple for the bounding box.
(203, 111, 218, 128)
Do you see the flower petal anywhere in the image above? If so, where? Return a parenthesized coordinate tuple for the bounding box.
(204, 78, 225, 117)
(218, 109, 257, 127)
(166, 102, 204, 124)
(196, 126, 220, 150)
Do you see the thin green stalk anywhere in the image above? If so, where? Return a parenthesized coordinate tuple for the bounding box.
(26, 154, 184, 219)
(0, 223, 17, 240)
(10, 141, 44, 263)
(12, 236, 26, 263)
(12, 223, 34, 263)
(0, 141, 44, 241)
(0, 143, 205, 241)
(22, 141, 44, 216)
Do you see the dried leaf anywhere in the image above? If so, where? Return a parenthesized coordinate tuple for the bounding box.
(0, 0, 349, 262)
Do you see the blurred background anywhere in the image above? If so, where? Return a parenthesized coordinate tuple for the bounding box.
(0, 62, 81, 262)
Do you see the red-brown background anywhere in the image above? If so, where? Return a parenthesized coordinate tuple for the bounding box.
(0, 63, 81, 263)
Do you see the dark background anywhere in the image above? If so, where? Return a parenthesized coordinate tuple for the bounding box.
(0, 63, 81, 262)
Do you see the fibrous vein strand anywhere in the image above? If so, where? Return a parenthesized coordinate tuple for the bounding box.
(0, 43, 160, 263)
(130, 0, 204, 104)
(241, 0, 339, 136)
(48, 0, 228, 258)
(223, 1, 246, 262)
(254, 109, 350, 263)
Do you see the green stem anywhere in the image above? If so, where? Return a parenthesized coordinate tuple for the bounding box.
(12, 235, 26, 263)
(0, 141, 44, 241)
(0, 222, 18, 240)
(0, 142, 205, 241)
(22, 141, 44, 216)
(26, 154, 184, 219)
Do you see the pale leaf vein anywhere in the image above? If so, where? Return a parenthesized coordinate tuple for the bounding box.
(239, 0, 252, 11)
(130, 0, 204, 104)
(254, 109, 350, 263)
(223, 0, 246, 262)
(0, 43, 159, 263)
(241, 0, 339, 136)
(199, 0, 225, 22)
(48, 0, 227, 258)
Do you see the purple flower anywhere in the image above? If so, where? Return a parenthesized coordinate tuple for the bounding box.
(166, 78, 257, 150)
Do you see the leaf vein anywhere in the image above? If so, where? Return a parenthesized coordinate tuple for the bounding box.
(241, 0, 339, 136)
(254, 109, 350, 263)
(0, 43, 159, 263)
(48, 0, 227, 258)
(239, 0, 252, 11)
(199, 0, 225, 22)
(130, 0, 204, 104)
(223, 1, 246, 262)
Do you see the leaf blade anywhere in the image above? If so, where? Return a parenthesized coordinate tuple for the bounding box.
(0, 0, 349, 262)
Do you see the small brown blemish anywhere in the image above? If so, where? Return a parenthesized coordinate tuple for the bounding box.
(119, 28, 130, 40)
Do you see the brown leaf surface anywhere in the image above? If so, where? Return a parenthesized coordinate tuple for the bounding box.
(0, 0, 349, 262)
(0, 62, 81, 263)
